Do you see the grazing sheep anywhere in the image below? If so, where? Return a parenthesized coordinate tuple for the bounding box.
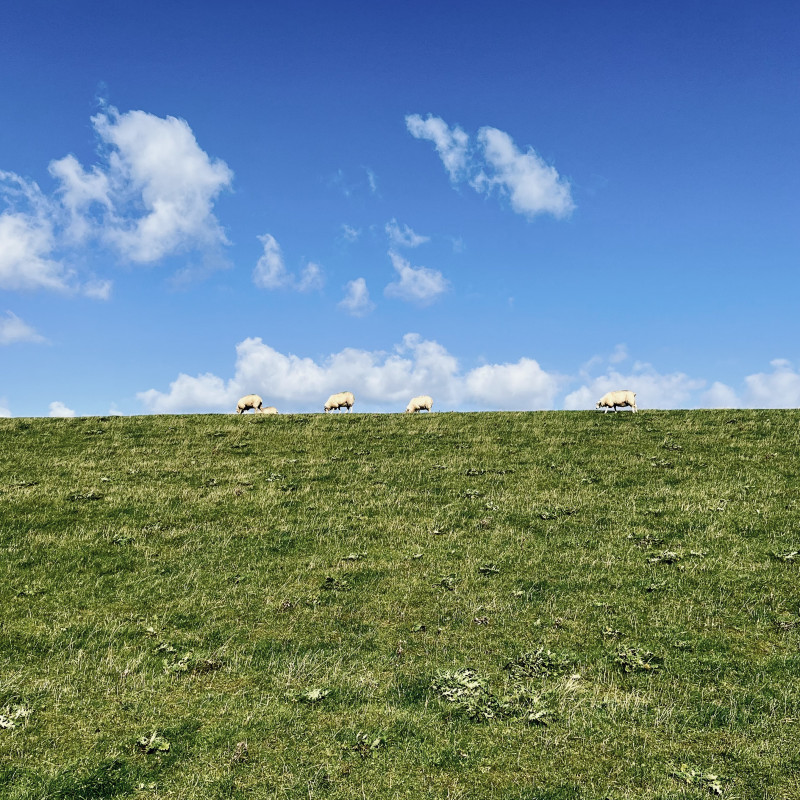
(261, 406, 279, 415)
(324, 391, 355, 413)
(405, 395, 433, 413)
(236, 394, 265, 414)
(596, 390, 637, 413)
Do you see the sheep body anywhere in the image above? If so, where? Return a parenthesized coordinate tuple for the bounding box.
(261, 406, 279, 415)
(596, 390, 637, 413)
(324, 391, 355, 413)
(236, 394, 265, 414)
(405, 395, 433, 413)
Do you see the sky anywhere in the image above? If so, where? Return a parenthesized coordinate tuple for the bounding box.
(1, 1, 799, 417)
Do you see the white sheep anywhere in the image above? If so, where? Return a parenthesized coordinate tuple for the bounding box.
(596, 390, 637, 413)
(236, 394, 266, 414)
(261, 406, 279, 415)
(324, 391, 355, 413)
(405, 395, 433, 413)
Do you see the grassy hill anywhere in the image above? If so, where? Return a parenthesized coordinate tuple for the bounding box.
(1, 410, 799, 799)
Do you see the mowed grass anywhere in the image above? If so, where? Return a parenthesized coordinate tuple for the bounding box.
(1, 410, 799, 799)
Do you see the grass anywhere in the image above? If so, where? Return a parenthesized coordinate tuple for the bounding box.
(1, 409, 799, 799)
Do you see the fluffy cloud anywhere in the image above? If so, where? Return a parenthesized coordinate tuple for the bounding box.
(0, 106, 232, 297)
(48, 401, 76, 417)
(386, 219, 430, 248)
(742, 359, 800, 408)
(472, 127, 574, 219)
(253, 234, 323, 291)
(0, 172, 75, 292)
(137, 333, 563, 413)
(0, 311, 46, 345)
(0, 405, 10, 418)
(406, 114, 574, 220)
(86, 107, 233, 262)
(339, 278, 375, 316)
(384, 252, 449, 305)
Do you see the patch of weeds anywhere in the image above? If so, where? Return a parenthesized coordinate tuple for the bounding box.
(649, 458, 674, 469)
(671, 764, 723, 795)
(0, 704, 33, 730)
(431, 669, 553, 724)
(615, 646, 663, 674)
(648, 550, 683, 564)
(627, 533, 665, 549)
(162, 651, 223, 675)
(537, 507, 576, 520)
(66, 490, 105, 502)
(137, 731, 170, 753)
(478, 563, 501, 576)
(340, 552, 366, 561)
(436, 574, 457, 591)
(321, 576, 349, 591)
(773, 612, 799, 631)
(297, 688, 331, 704)
(431, 669, 498, 721)
(347, 731, 386, 758)
(505, 648, 573, 679)
(771, 550, 800, 562)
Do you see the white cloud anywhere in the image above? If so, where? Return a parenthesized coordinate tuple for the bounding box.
(564, 360, 706, 411)
(406, 114, 574, 220)
(253, 233, 287, 288)
(88, 107, 233, 262)
(742, 359, 800, 408)
(700, 381, 741, 408)
(49, 401, 76, 417)
(0, 398, 10, 417)
(385, 218, 430, 248)
(297, 262, 324, 292)
(253, 234, 323, 292)
(384, 251, 449, 305)
(1, 106, 233, 296)
(0, 311, 46, 345)
(137, 333, 563, 413)
(406, 114, 469, 181)
(466, 358, 565, 410)
(472, 127, 574, 219)
(339, 278, 375, 316)
(340, 224, 361, 243)
(0, 172, 75, 292)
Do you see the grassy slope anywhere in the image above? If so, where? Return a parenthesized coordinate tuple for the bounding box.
(1, 410, 799, 799)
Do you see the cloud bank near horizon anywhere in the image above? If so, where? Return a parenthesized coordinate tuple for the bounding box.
(137, 339, 800, 415)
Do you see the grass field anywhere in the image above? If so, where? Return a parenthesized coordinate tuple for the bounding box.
(1, 410, 799, 799)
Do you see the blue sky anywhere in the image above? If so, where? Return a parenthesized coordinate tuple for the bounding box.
(2, 1, 799, 416)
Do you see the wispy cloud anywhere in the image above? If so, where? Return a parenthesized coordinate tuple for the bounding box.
(385, 219, 430, 248)
(406, 114, 469, 181)
(406, 114, 574, 219)
(0, 311, 46, 345)
(253, 234, 323, 292)
(384, 251, 449, 305)
(339, 277, 375, 316)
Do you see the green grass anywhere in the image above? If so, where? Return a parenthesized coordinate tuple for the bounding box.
(1, 410, 799, 799)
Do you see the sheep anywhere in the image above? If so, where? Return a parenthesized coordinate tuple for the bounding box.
(236, 394, 266, 414)
(261, 406, 279, 415)
(596, 390, 637, 413)
(324, 391, 355, 413)
(405, 395, 433, 413)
